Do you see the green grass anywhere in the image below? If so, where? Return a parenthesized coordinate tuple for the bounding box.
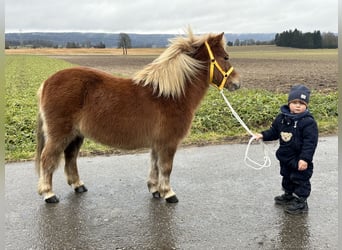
(185, 88, 337, 144)
(5, 55, 75, 160)
(228, 45, 338, 60)
(5, 53, 338, 162)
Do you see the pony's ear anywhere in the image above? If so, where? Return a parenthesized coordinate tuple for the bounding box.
(217, 32, 224, 40)
(210, 32, 225, 45)
(204, 32, 225, 50)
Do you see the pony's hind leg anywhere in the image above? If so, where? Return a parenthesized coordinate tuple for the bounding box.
(148, 148, 160, 198)
(38, 141, 64, 203)
(64, 136, 88, 193)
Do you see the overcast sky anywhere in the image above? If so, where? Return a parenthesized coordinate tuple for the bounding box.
(5, 0, 338, 34)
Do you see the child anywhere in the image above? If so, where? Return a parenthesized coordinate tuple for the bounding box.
(254, 85, 318, 214)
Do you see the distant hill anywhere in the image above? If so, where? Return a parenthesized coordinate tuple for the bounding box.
(5, 32, 276, 48)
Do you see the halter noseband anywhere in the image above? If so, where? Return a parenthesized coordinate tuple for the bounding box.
(204, 41, 234, 91)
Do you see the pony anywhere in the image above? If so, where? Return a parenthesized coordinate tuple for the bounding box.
(35, 29, 240, 204)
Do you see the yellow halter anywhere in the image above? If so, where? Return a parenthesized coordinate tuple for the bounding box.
(204, 41, 234, 91)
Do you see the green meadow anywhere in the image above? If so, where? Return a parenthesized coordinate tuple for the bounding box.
(228, 45, 337, 60)
(5, 51, 337, 161)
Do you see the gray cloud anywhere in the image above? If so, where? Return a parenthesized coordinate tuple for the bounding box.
(5, 0, 337, 33)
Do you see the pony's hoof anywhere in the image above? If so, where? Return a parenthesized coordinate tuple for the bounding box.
(75, 185, 88, 193)
(166, 195, 179, 203)
(152, 191, 161, 199)
(45, 195, 59, 203)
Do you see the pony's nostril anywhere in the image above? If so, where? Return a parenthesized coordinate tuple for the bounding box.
(227, 82, 240, 91)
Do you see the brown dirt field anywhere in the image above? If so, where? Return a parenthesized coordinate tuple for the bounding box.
(49, 55, 337, 94)
(233, 57, 338, 93)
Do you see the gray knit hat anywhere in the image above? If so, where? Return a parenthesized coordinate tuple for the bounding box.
(288, 85, 310, 105)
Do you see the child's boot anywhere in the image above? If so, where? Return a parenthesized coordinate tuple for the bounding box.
(274, 192, 295, 205)
(285, 197, 308, 214)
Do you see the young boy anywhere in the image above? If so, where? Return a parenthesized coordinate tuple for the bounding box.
(254, 85, 318, 214)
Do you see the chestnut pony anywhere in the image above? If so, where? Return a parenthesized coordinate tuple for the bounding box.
(36, 30, 240, 203)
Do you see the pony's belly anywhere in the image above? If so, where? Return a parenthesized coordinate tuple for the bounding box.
(81, 127, 152, 150)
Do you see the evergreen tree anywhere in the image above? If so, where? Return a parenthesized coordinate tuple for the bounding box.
(292, 29, 302, 48)
(313, 30, 322, 48)
(275, 29, 323, 49)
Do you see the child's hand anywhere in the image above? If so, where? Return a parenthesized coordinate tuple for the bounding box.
(254, 133, 263, 141)
(298, 160, 308, 171)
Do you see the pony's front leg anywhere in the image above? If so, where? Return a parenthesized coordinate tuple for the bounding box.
(157, 146, 179, 203)
(147, 148, 160, 198)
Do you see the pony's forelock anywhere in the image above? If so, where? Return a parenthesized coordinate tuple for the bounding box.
(133, 29, 221, 98)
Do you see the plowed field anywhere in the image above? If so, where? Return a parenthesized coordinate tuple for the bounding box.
(48, 48, 337, 93)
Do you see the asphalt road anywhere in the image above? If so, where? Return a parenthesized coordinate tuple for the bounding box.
(5, 136, 338, 249)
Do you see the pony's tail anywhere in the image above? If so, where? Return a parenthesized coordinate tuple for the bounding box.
(35, 112, 45, 176)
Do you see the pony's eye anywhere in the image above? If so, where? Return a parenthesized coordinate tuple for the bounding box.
(224, 55, 229, 61)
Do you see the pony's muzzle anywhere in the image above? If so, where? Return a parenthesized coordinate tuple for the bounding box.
(227, 73, 241, 91)
(231, 82, 240, 91)
(227, 80, 241, 91)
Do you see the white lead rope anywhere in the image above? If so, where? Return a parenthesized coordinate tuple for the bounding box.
(220, 90, 272, 170)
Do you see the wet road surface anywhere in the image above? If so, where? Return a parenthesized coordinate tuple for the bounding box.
(5, 136, 337, 249)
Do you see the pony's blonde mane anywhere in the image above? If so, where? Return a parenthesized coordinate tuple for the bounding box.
(133, 29, 220, 98)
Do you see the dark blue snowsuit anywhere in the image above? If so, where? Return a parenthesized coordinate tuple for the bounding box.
(261, 105, 318, 198)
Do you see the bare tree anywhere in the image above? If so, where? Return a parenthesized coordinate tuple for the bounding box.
(322, 32, 338, 48)
(118, 33, 132, 55)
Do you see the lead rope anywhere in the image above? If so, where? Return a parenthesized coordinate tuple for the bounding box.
(219, 90, 272, 170)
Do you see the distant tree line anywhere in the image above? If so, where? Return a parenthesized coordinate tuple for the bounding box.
(5, 40, 106, 49)
(275, 29, 337, 49)
(5, 39, 57, 49)
(227, 39, 275, 46)
(65, 41, 106, 48)
(6, 29, 337, 50)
